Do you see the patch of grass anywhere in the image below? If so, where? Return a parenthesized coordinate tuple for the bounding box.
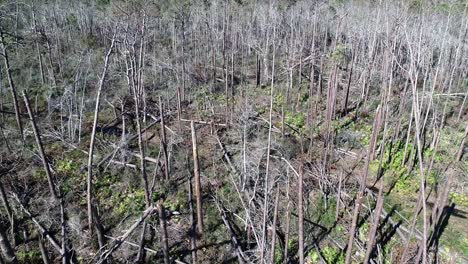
(440, 227, 468, 260)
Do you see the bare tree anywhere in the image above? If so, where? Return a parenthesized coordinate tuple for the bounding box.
(87, 33, 116, 236)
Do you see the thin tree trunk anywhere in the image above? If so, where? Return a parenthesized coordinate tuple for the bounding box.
(39, 236, 51, 264)
(260, 25, 276, 263)
(0, 223, 16, 264)
(345, 106, 382, 264)
(136, 222, 147, 263)
(191, 121, 203, 236)
(187, 169, 197, 263)
(23, 91, 58, 199)
(0, 30, 23, 141)
(270, 186, 280, 263)
(159, 97, 169, 181)
(87, 34, 115, 236)
(456, 124, 468, 161)
(0, 181, 15, 246)
(298, 162, 304, 264)
(158, 202, 170, 264)
(283, 168, 291, 263)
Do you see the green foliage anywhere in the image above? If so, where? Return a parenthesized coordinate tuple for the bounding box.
(17, 250, 42, 263)
(57, 158, 82, 195)
(393, 172, 419, 196)
(80, 34, 100, 49)
(312, 194, 337, 228)
(449, 192, 468, 208)
(274, 245, 284, 264)
(287, 238, 299, 255)
(322, 246, 344, 264)
(439, 228, 468, 260)
(285, 111, 306, 131)
(203, 203, 228, 244)
(358, 222, 369, 242)
(114, 188, 146, 217)
(194, 85, 225, 118)
(96, 0, 111, 10)
(273, 92, 285, 109)
(409, 0, 423, 12)
(308, 250, 320, 263)
(299, 91, 309, 103)
(66, 14, 78, 28)
(56, 159, 78, 175)
(329, 44, 347, 63)
(359, 124, 373, 146)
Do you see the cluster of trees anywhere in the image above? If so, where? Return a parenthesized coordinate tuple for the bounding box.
(0, 0, 467, 263)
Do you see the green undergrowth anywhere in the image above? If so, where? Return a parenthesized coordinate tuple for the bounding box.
(307, 245, 344, 264)
(17, 249, 42, 263)
(440, 220, 466, 258)
(285, 111, 306, 133)
(449, 192, 468, 208)
(310, 193, 337, 229)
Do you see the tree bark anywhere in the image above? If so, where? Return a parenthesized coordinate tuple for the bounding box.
(298, 162, 304, 264)
(23, 91, 58, 199)
(87, 34, 115, 235)
(0, 223, 16, 264)
(191, 121, 203, 236)
(159, 97, 169, 181)
(0, 30, 23, 141)
(158, 202, 170, 264)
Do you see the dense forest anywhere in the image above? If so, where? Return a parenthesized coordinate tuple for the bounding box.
(0, 0, 467, 263)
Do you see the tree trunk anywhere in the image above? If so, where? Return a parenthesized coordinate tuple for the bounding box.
(23, 91, 58, 199)
(298, 162, 304, 264)
(187, 170, 197, 263)
(0, 223, 16, 264)
(87, 34, 115, 235)
(39, 236, 51, 264)
(0, 30, 23, 141)
(270, 186, 280, 263)
(159, 97, 169, 181)
(158, 202, 170, 264)
(191, 121, 203, 236)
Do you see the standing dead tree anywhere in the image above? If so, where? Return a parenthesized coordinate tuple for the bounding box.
(0, 29, 23, 141)
(345, 105, 383, 264)
(191, 121, 204, 236)
(160, 96, 169, 181)
(87, 33, 116, 240)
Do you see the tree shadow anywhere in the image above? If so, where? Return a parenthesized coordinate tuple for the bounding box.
(375, 208, 402, 260)
(429, 203, 459, 263)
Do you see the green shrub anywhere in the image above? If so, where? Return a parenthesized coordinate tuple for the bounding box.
(285, 111, 306, 131)
(322, 246, 344, 264)
(449, 192, 468, 208)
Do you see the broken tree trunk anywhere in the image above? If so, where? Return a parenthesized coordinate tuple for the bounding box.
(97, 205, 155, 264)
